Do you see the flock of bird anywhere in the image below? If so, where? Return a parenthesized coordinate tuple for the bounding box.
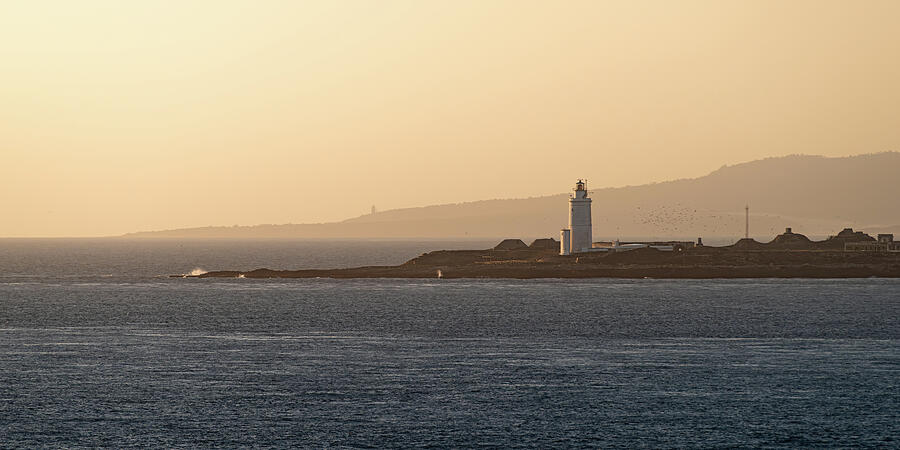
(595, 203, 780, 236)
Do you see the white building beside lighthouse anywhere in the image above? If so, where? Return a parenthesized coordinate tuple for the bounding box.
(560, 180, 592, 255)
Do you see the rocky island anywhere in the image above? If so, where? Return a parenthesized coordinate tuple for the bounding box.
(182, 228, 900, 279)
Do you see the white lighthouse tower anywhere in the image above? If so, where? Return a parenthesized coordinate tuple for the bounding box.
(560, 179, 592, 255)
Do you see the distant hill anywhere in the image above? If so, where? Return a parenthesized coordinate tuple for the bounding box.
(125, 152, 900, 241)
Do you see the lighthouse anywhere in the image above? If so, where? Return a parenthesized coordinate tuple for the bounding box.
(560, 180, 592, 255)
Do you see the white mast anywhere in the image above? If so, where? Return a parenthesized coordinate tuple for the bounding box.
(745, 204, 749, 239)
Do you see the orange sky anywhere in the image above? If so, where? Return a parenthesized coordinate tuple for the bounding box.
(2, 0, 899, 237)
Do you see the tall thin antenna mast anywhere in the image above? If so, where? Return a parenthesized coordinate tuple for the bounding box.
(745, 204, 749, 239)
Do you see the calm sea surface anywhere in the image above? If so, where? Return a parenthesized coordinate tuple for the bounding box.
(1, 239, 898, 448)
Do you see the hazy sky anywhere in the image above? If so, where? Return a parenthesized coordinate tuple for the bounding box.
(2, 0, 899, 237)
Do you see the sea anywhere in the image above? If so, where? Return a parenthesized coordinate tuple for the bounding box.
(1, 238, 898, 448)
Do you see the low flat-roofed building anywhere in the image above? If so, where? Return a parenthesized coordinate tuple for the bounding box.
(845, 233, 900, 252)
(591, 240, 695, 253)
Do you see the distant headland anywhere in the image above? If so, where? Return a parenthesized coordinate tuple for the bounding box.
(137, 153, 900, 241)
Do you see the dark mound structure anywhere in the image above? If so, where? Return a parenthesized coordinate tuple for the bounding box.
(529, 238, 559, 250)
(729, 238, 766, 250)
(494, 239, 528, 250)
(817, 228, 875, 249)
(769, 228, 814, 249)
(830, 228, 875, 242)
